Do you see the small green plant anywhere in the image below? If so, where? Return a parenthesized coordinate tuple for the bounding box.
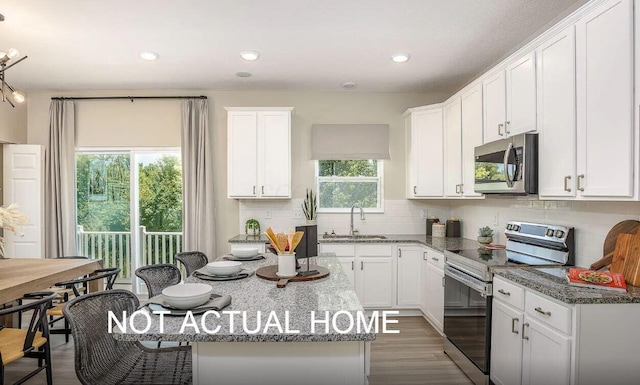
(245, 219, 260, 235)
(302, 188, 317, 221)
(478, 226, 494, 237)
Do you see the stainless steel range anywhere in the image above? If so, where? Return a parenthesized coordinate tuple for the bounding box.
(442, 221, 574, 385)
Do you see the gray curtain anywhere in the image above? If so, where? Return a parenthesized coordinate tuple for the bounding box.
(181, 98, 216, 259)
(45, 100, 77, 258)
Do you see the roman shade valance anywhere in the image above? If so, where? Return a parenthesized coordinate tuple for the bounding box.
(310, 124, 390, 160)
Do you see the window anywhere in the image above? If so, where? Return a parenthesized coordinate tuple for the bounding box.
(316, 160, 383, 212)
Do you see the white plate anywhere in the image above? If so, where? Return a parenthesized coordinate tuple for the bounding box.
(276, 272, 298, 278)
(162, 283, 213, 309)
(206, 261, 242, 276)
(231, 247, 259, 258)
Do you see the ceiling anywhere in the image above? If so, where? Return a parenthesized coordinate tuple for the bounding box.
(1, 0, 583, 94)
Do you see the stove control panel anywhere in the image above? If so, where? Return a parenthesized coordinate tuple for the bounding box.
(505, 221, 573, 243)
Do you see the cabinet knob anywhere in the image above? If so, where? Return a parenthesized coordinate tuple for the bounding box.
(253, 186, 256, 195)
(423, 252, 427, 260)
(398, 248, 402, 258)
(360, 261, 364, 270)
(262, 186, 265, 194)
(563, 175, 572, 192)
(413, 186, 417, 195)
(351, 261, 354, 270)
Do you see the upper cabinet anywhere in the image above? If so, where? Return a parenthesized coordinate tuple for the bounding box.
(460, 85, 484, 198)
(406, 107, 444, 198)
(483, 53, 536, 143)
(575, 0, 634, 198)
(444, 97, 463, 197)
(227, 107, 293, 199)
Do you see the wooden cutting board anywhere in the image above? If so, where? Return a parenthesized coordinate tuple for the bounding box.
(256, 265, 330, 288)
(590, 220, 640, 270)
(611, 232, 640, 286)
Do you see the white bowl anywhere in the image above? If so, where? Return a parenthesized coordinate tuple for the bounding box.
(231, 247, 259, 258)
(162, 283, 212, 309)
(206, 261, 242, 276)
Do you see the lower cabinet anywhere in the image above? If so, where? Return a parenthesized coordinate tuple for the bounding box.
(336, 257, 355, 288)
(521, 317, 571, 385)
(396, 246, 422, 307)
(425, 259, 444, 331)
(491, 300, 524, 385)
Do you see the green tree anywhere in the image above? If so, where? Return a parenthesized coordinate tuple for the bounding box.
(138, 156, 183, 232)
(318, 160, 379, 208)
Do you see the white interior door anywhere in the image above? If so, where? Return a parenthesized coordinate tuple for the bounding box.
(3, 144, 44, 258)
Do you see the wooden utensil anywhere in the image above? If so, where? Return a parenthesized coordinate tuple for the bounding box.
(265, 227, 281, 254)
(590, 220, 640, 270)
(287, 229, 295, 254)
(276, 233, 288, 255)
(610, 232, 640, 286)
(289, 231, 304, 253)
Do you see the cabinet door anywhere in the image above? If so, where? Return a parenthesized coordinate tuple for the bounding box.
(419, 250, 429, 315)
(521, 317, 571, 385)
(410, 109, 444, 197)
(490, 300, 524, 385)
(397, 247, 421, 307)
(337, 256, 356, 289)
(537, 27, 577, 198)
(227, 112, 258, 197)
(460, 84, 483, 197)
(576, 0, 633, 197)
(506, 52, 536, 136)
(260, 111, 291, 197)
(426, 263, 444, 331)
(358, 257, 394, 308)
(444, 98, 463, 197)
(483, 71, 506, 143)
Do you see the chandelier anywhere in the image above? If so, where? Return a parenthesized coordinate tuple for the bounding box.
(0, 14, 27, 107)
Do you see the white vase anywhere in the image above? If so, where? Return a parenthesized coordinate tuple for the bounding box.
(277, 253, 297, 277)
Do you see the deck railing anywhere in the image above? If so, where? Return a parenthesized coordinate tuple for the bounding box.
(76, 225, 183, 281)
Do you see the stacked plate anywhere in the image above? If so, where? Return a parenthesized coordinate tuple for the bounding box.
(162, 283, 212, 309)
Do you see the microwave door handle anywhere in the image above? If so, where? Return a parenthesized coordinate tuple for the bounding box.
(503, 142, 514, 187)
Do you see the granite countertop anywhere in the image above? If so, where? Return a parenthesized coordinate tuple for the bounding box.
(229, 233, 480, 253)
(113, 254, 376, 343)
(492, 266, 640, 305)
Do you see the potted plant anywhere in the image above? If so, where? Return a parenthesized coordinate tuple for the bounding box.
(301, 188, 317, 225)
(477, 226, 494, 245)
(245, 219, 261, 236)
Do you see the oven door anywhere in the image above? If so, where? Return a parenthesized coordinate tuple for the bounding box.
(443, 265, 492, 374)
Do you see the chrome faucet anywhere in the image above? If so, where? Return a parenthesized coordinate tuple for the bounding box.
(350, 204, 365, 236)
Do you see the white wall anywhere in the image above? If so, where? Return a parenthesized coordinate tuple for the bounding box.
(0, 96, 27, 144)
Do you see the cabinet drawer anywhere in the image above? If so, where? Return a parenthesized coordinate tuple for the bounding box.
(426, 249, 444, 269)
(320, 244, 355, 257)
(493, 276, 524, 310)
(359, 244, 393, 256)
(525, 291, 572, 335)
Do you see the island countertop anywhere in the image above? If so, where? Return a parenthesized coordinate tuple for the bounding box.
(113, 254, 376, 343)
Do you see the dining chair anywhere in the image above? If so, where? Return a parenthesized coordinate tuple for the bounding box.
(175, 251, 209, 277)
(47, 267, 120, 343)
(134, 264, 181, 298)
(0, 291, 57, 385)
(63, 290, 192, 385)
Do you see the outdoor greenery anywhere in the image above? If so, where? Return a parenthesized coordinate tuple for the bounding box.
(76, 154, 183, 232)
(317, 160, 380, 209)
(475, 162, 504, 181)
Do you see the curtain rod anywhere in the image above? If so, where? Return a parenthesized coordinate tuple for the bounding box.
(51, 95, 207, 101)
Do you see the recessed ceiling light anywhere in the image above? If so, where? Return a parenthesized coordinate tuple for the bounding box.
(341, 82, 357, 89)
(139, 50, 159, 61)
(391, 53, 411, 63)
(240, 51, 260, 61)
(236, 72, 252, 78)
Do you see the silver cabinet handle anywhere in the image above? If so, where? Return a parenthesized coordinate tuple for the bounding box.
(459, 184, 463, 194)
(577, 174, 585, 191)
(441, 276, 445, 287)
(432, 257, 439, 262)
(511, 318, 519, 334)
(564, 175, 572, 192)
(522, 323, 529, 340)
(497, 289, 511, 296)
(262, 186, 265, 194)
(398, 248, 402, 258)
(498, 123, 504, 136)
(455, 184, 460, 194)
(360, 261, 364, 270)
(413, 186, 417, 195)
(351, 261, 354, 270)
(253, 186, 256, 195)
(423, 252, 427, 260)
(505, 120, 511, 134)
(534, 307, 551, 316)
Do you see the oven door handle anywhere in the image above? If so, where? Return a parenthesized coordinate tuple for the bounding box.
(444, 265, 492, 297)
(503, 142, 514, 188)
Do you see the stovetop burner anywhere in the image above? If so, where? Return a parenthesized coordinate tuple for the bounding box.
(448, 248, 563, 267)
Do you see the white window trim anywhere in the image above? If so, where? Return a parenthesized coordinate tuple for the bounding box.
(315, 160, 384, 214)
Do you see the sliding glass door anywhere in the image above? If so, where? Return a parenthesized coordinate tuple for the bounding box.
(75, 148, 182, 292)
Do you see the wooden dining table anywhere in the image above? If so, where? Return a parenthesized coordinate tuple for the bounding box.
(0, 258, 104, 305)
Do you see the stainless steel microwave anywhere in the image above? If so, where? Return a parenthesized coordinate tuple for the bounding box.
(474, 133, 538, 195)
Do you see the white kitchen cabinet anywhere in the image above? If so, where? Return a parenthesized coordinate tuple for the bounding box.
(419, 249, 430, 316)
(491, 299, 524, 385)
(460, 84, 484, 198)
(396, 246, 422, 307)
(444, 98, 463, 197)
(537, 26, 577, 198)
(482, 71, 507, 143)
(521, 317, 572, 385)
(358, 256, 394, 308)
(226, 107, 293, 198)
(337, 256, 356, 289)
(405, 107, 444, 198)
(576, 0, 634, 198)
(425, 259, 444, 332)
(506, 52, 536, 137)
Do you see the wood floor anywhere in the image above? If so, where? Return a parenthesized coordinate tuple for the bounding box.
(4, 316, 472, 385)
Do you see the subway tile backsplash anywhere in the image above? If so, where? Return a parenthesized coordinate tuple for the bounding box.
(237, 198, 640, 269)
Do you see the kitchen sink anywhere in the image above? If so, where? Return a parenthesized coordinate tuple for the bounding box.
(322, 234, 387, 240)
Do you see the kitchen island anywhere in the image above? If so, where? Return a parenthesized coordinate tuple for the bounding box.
(114, 254, 376, 385)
